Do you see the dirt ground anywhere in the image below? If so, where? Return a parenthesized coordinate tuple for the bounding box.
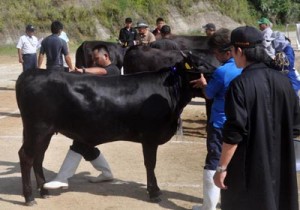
(0, 54, 300, 210)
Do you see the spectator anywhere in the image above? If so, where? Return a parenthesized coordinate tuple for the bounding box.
(190, 28, 242, 210)
(258, 17, 275, 58)
(44, 45, 119, 190)
(135, 21, 156, 46)
(118, 17, 137, 48)
(150, 25, 179, 50)
(16, 24, 39, 71)
(152, 17, 165, 39)
(38, 20, 73, 71)
(213, 26, 300, 210)
(271, 31, 300, 99)
(59, 30, 70, 72)
(203, 23, 216, 37)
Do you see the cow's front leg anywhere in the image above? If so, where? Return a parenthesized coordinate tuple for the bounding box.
(19, 147, 36, 206)
(142, 143, 161, 202)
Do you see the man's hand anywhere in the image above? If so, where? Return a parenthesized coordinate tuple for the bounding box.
(190, 73, 207, 88)
(213, 171, 228, 189)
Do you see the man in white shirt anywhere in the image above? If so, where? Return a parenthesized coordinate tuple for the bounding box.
(59, 31, 70, 72)
(16, 25, 39, 71)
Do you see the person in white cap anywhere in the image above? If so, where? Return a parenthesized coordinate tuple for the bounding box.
(135, 20, 156, 46)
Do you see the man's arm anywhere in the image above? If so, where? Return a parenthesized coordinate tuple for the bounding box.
(65, 54, 73, 71)
(75, 67, 107, 75)
(190, 73, 210, 98)
(17, 48, 23, 63)
(213, 143, 238, 189)
(37, 53, 44, 68)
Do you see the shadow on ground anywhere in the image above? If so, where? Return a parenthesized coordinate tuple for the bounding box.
(0, 160, 202, 209)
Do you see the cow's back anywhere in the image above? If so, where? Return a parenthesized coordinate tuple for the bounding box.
(16, 69, 182, 145)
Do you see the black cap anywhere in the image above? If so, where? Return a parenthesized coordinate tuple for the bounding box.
(125, 17, 132, 23)
(231, 26, 263, 48)
(26, 24, 35, 32)
(202, 23, 216, 31)
(161, 25, 171, 34)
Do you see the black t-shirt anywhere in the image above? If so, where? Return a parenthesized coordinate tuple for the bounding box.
(105, 64, 121, 75)
(40, 34, 68, 68)
(118, 27, 137, 45)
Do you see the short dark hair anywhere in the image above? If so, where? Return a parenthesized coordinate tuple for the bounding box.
(92, 44, 111, 59)
(156, 17, 164, 24)
(208, 28, 231, 52)
(125, 17, 132, 23)
(161, 25, 171, 35)
(51, 21, 63, 34)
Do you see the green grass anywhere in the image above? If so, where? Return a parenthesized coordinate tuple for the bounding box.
(0, 45, 18, 56)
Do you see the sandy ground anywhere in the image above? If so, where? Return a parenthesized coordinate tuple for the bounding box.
(0, 54, 300, 210)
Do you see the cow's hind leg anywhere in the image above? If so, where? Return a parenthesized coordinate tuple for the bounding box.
(142, 143, 161, 202)
(19, 146, 36, 206)
(33, 133, 52, 199)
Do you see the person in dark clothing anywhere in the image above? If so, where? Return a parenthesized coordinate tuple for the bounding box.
(38, 20, 73, 71)
(214, 26, 300, 210)
(118, 17, 137, 48)
(152, 17, 165, 39)
(44, 45, 120, 190)
(150, 25, 179, 50)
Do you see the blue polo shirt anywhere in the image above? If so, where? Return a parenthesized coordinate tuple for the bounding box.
(205, 57, 242, 128)
(40, 34, 68, 69)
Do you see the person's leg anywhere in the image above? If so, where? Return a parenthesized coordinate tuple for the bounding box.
(193, 124, 222, 210)
(75, 142, 113, 183)
(44, 141, 113, 189)
(43, 146, 82, 189)
(22, 54, 37, 71)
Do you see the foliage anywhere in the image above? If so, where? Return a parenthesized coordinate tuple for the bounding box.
(250, 0, 300, 24)
(208, 0, 258, 25)
(0, 0, 299, 44)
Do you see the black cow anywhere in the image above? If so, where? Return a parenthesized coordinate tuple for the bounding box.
(75, 41, 124, 69)
(75, 35, 215, 72)
(170, 35, 210, 50)
(123, 45, 218, 75)
(16, 54, 201, 206)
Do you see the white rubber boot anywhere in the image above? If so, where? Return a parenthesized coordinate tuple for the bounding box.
(202, 169, 220, 210)
(89, 153, 113, 183)
(192, 169, 220, 210)
(43, 149, 82, 189)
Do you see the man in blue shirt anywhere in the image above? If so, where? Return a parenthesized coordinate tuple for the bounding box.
(38, 21, 73, 71)
(190, 28, 242, 210)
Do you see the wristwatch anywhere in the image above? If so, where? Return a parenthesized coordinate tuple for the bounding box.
(216, 166, 227, 173)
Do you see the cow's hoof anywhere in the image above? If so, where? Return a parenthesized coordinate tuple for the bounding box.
(40, 188, 50, 199)
(150, 196, 162, 203)
(149, 190, 162, 203)
(25, 200, 37, 206)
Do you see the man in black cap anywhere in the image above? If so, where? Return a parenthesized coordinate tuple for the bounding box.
(16, 24, 39, 71)
(150, 25, 179, 50)
(118, 17, 137, 48)
(203, 23, 216, 37)
(213, 26, 300, 210)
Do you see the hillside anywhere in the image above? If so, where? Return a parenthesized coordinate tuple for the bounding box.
(0, 0, 255, 45)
